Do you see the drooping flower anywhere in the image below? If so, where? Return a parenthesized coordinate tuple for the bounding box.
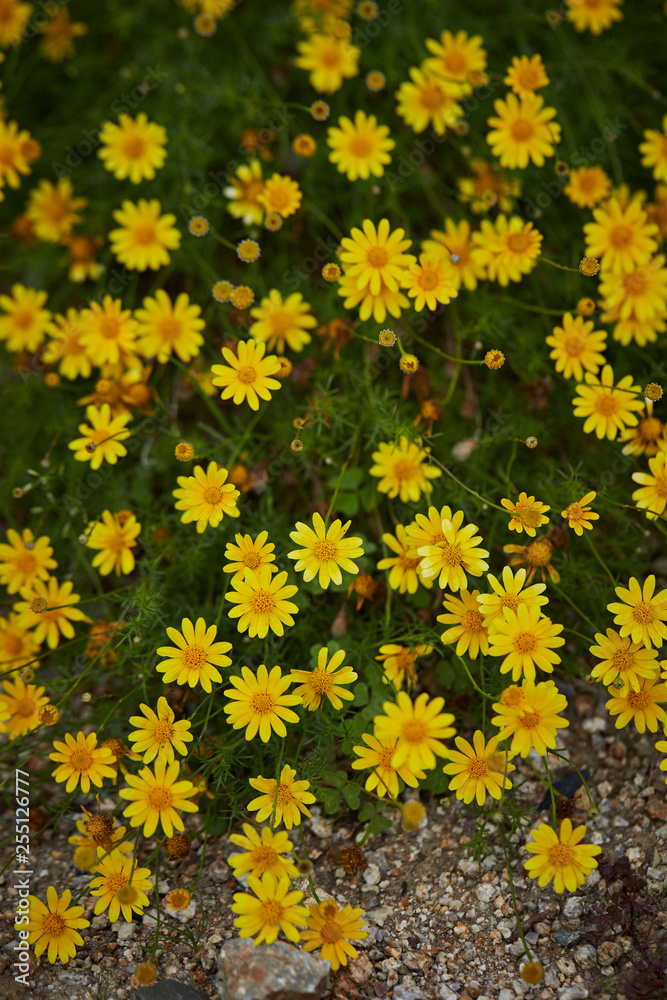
(85, 510, 141, 576)
(327, 110, 394, 181)
(98, 113, 167, 183)
(247, 764, 316, 829)
(119, 758, 199, 837)
(156, 617, 232, 692)
(369, 437, 441, 503)
(442, 731, 515, 806)
(27, 887, 89, 965)
(607, 575, 667, 648)
(501, 493, 550, 536)
(109, 199, 181, 271)
(211, 339, 282, 409)
(301, 898, 368, 971)
(374, 644, 433, 692)
(372, 691, 456, 771)
(50, 731, 116, 793)
(225, 567, 299, 639)
(223, 664, 301, 742)
(173, 461, 240, 532)
(486, 93, 560, 169)
(290, 646, 357, 711)
(524, 819, 601, 894)
(231, 872, 308, 945)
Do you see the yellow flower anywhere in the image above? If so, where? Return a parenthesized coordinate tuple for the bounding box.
(98, 113, 167, 183)
(339, 218, 415, 297)
(78, 296, 138, 367)
(211, 339, 282, 410)
(322, 262, 341, 282)
(225, 567, 299, 639)
(566, 0, 623, 34)
(501, 492, 550, 536)
(14, 577, 91, 649)
(369, 437, 441, 503)
(249, 289, 316, 354)
(422, 218, 486, 291)
(43, 309, 93, 379)
(301, 898, 367, 971)
(589, 628, 660, 694)
(68, 403, 132, 469)
(128, 696, 193, 763)
(230, 286, 255, 309)
(372, 691, 456, 771)
(584, 196, 658, 275)
(418, 510, 489, 592)
(640, 115, 667, 182)
(471, 215, 542, 285)
(228, 824, 298, 880)
(223, 531, 277, 584)
(50, 730, 116, 793)
(295, 32, 360, 93)
(287, 511, 363, 589)
(491, 680, 569, 757)
(399, 354, 419, 373)
(484, 349, 505, 369)
(632, 450, 667, 519)
(545, 312, 607, 381)
(85, 510, 141, 576)
(579, 256, 600, 276)
(232, 871, 308, 946)
(503, 537, 560, 584)
(156, 617, 232, 692)
(0, 676, 49, 739)
(0, 527, 57, 595)
(374, 644, 433, 693)
(327, 109, 394, 181)
(423, 29, 486, 86)
(109, 199, 181, 271)
(290, 646, 357, 711)
(437, 590, 489, 659)
(26, 178, 86, 242)
(257, 174, 302, 219)
(456, 158, 521, 215)
(561, 491, 599, 534)
(247, 764, 316, 829)
(135, 290, 204, 363)
(488, 605, 565, 683)
(173, 461, 240, 532)
(337, 270, 409, 324)
(442, 731, 515, 806)
(401, 253, 460, 311)
(119, 758, 199, 837)
(599, 256, 667, 333)
(223, 664, 301, 742)
(366, 69, 386, 91)
(564, 166, 612, 208)
(504, 54, 549, 97)
(89, 850, 152, 923)
(524, 819, 601, 894)
(0, 614, 39, 674)
(68, 807, 133, 856)
(0, 118, 37, 189)
(608, 575, 667, 648)
(395, 66, 463, 135)
(293, 134, 317, 157)
(572, 364, 643, 440)
(486, 93, 560, 169)
(377, 524, 431, 594)
(0, 283, 54, 353)
(606, 675, 667, 731)
(224, 159, 265, 225)
(27, 888, 89, 965)
(656, 736, 667, 786)
(620, 400, 666, 456)
(38, 7, 87, 61)
(351, 732, 425, 797)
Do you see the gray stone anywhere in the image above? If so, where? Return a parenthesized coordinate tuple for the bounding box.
(573, 944, 597, 968)
(216, 939, 331, 1000)
(367, 905, 394, 927)
(393, 987, 424, 1000)
(137, 981, 207, 1000)
(557, 987, 588, 999)
(362, 863, 381, 886)
(498, 991, 514, 1000)
(475, 884, 495, 903)
(347, 953, 372, 984)
(438, 987, 458, 1000)
(553, 930, 581, 947)
(596, 940, 623, 965)
(562, 896, 584, 919)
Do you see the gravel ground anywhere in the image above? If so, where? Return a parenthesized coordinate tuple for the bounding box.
(1, 678, 666, 1000)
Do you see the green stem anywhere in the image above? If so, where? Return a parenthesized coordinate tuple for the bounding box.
(583, 531, 616, 587)
(169, 357, 234, 436)
(549, 750, 597, 815)
(498, 825, 533, 963)
(543, 755, 557, 829)
(456, 654, 491, 700)
(497, 296, 563, 316)
(538, 257, 580, 274)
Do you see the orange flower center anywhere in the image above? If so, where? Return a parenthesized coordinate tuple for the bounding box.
(313, 539, 337, 562)
(251, 692, 275, 714)
(378, 746, 396, 769)
(12, 309, 34, 330)
(268, 309, 293, 334)
(510, 118, 535, 142)
(632, 602, 656, 624)
(2, 633, 22, 655)
(514, 631, 537, 653)
(517, 67, 540, 90)
(276, 782, 293, 805)
(71, 748, 94, 771)
(147, 785, 173, 811)
(398, 553, 421, 570)
(320, 46, 343, 67)
(348, 134, 373, 157)
(243, 551, 262, 570)
(562, 334, 583, 357)
(500, 594, 519, 612)
(250, 590, 275, 614)
(439, 542, 463, 566)
(418, 268, 439, 290)
(159, 317, 182, 341)
(152, 719, 175, 744)
(444, 51, 466, 74)
(42, 913, 66, 936)
(393, 458, 419, 481)
(183, 644, 207, 669)
(401, 718, 428, 744)
(654, 474, 667, 499)
(611, 648, 633, 672)
(462, 609, 485, 632)
(133, 223, 157, 245)
(507, 232, 530, 253)
(266, 186, 290, 210)
(15, 551, 37, 573)
(565, 502, 583, 521)
(309, 667, 335, 694)
(122, 135, 146, 159)
(236, 365, 257, 384)
(105, 872, 129, 894)
(517, 506, 544, 528)
(467, 756, 488, 778)
(548, 843, 575, 867)
(252, 845, 279, 867)
(258, 899, 284, 923)
(594, 392, 619, 416)
(638, 417, 662, 441)
(367, 246, 389, 268)
(15, 697, 36, 718)
(623, 270, 649, 295)
(420, 85, 446, 109)
(609, 224, 632, 249)
(320, 919, 344, 943)
(99, 318, 120, 338)
(203, 486, 224, 505)
(627, 689, 652, 709)
(518, 710, 541, 729)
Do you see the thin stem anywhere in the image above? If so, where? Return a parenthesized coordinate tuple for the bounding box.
(456, 654, 491, 700)
(498, 824, 533, 963)
(583, 531, 616, 587)
(538, 257, 581, 274)
(409, 437, 505, 512)
(543, 755, 557, 829)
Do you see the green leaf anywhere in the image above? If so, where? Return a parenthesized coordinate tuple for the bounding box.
(352, 681, 369, 707)
(357, 801, 375, 824)
(342, 783, 361, 810)
(322, 769, 347, 789)
(318, 787, 340, 815)
(334, 491, 359, 517)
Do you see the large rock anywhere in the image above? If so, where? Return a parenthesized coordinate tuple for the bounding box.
(217, 939, 331, 1000)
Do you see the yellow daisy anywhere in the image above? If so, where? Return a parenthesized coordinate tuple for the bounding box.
(128, 696, 193, 763)
(211, 339, 282, 409)
(486, 93, 560, 169)
(68, 403, 132, 469)
(437, 589, 489, 659)
(563, 166, 612, 209)
(524, 819, 601, 893)
(14, 577, 91, 649)
(395, 66, 463, 135)
(225, 567, 299, 639)
(632, 450, 667, 519)
(135, 290, 204, 363)
(223, 531, 277, 584)
(377, 524, 432, 594)
(501, 492, 550, 536)
(247, 764, 316, 829)
(607, 575, 667, 648)
(223, 663, 301, 742)
(0, 527, 57, 595)
(249, 289, 316, 354)
(78, 296, 138, 367)
(504, 54, 549, 97)
(327, 109, 394, 180)
(173, 461, 240, 532)
(0, 615, 39, 674)
(620, 401, 666, 457)
(119, 758, 199, 837)
(287, 511, 363, 589)
(0, 118, 35, 189)
(606, 675, 667, 733)
(566, 0, 623, 34)
(422, 218, 486, 291)
(337, 269, 409, 324)
(89, 850, 152, 923)
(477, 567, 549, 627)
(290, 646, 357, 711)
(418, 510, 489, 592)
(374, 643, 433, 692)
(583, 196, 658, 275)
(0, 676, 49, 739)
(0, 284, 53, 353)
(294, 32, 360, 93)
(572, 365, 643, 440)
(50, 730, 116, 793)
(27, 887, 89, 965)
(339, 218, 415, 297)
(98, 113, 167, 183)
(43, 309, 94, 380)
(589, 628, 660, 694)
(456, 158, 521, 216)
(561, 492, 599, 534)
(156, 617, 232, 692)
(488, 604, 565, 683)
(491, 680, 569, 757)
(26, 178, 86, 242)
(301, 898, 368, 971)
(471, 215, 542, 286)
(442, 731, 515, 806)
(372, 690, 456, 771)
(545, 313, 607, 381)
(109, 199, 181, 271)
(85, 510, 141, 576)
(228, 824, 298, 880)
(369, 437, 441, 503)
(640, 115, 667, 182)
(401, 253, 460, 311)
(231, 871, 308, 946)
(257, 173, 302, 219)
(424, 29, 486, 86)
(224, 159, 265, 225)
(351, 732, 426, 797)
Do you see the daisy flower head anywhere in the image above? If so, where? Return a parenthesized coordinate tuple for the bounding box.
(351, 732, 426, 797)
(257, 174, 302, 219)
(589, 629, 660, 694)
(27, 887, 89, 965)
(223, 531, 276, 584)
(14, 577, 91, 649)
(135, 289, 205, 363)
(564, 166, 612, 208)
(418, 510, 489, 593)
(295, 33, 360, 93)
(471, 215, 542, 286)
(640, 116, 667, 182)
(290, 646, 357, 711)
(369, 437, 441, 503)
(0, 677, 49, 740)
(395, 66, 463, 136)
(632, 450, 667, 520)
(224, 159, 265, 225)
(402, 253, 460, 311)
(620, 400, 666, 457)
(85, 510, 141, 576)
(0, 527, 57, 595)
(0, 119, 35, 189)
(26, 178, 86, 242)
(583, 196, 658, 275)
(504, 54, 549, 97)
(225, 567, 299, 639)
(0, 284, 54, 353)
(327, 109, 394, 181)
(491, 679, 569, 757)
(247, 764, 316, 829)
(337, 269, 410, 324)
(377, 524, 432, 595)
(173, 461, 240, 532)
(372, 690, 456, 771)
(230, 286, 255, 309)
(89, 850, 152, 923)
(656, 737, 667, 786)
(292, 134, 317, 157)
(442, 731, 515, 806)
(228, 824, 298, 880)
(231, 871, 308, 946)
(566, 0, 623, 34)
(366, 70, 386, 92)
(43, 309, 94, 380)
(223, 664, 301, 742)
(501, 492, 550, 536)
(301, 898, 367, 971)
(0, 614, 39, 674)
(488, 604, 565, 683)
(423, 29, 487, 86)
(572, 365, 643, 440)
(437, 590, 489, 659)
(504, 536, 560, 585)
(211, 339, 282, 410)
(98, 113, 167, 183)
(422, 218, 486, 291)
(250, 289, 316, 354)
(119, 758, 199, 838)
(545, 313, 607, 381)
(128, 696, 193, 763)
(78, 295, 138, 367)
(610, 676, 667, 733)
(339, 218, 416, 297)
(50, 731, 116, 793)
(374, 644, 433, 692)
(109, 199, 181, 272)
(287, 511, 363, 589)
(486, 93, 561, 169)
(524, 818, 601, 893)
(608, 576, 667, 648)
(156, 617, 232, 692)
(561, 492, 599, 534)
